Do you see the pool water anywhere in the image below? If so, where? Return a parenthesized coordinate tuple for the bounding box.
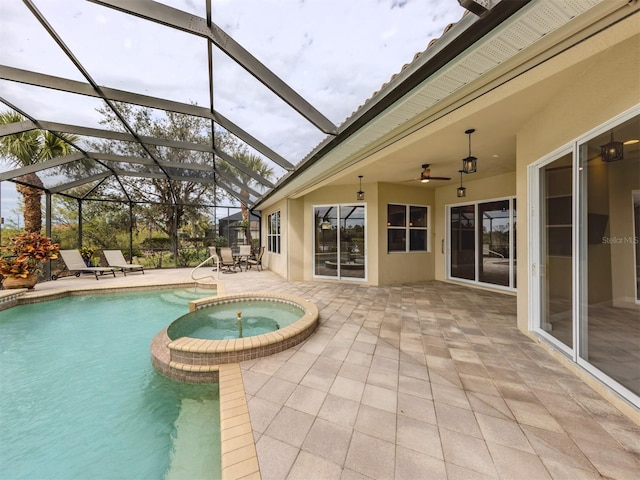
(0, 289, 221, 480)
(168, 300, 302, 340)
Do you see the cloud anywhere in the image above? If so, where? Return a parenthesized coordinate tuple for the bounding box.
(0, 0, 465, 219)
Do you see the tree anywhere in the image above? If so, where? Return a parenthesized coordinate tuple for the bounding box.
(90, 103, 222, 252)
(224, 149, 274, 250)
(0, 111, 78, 233)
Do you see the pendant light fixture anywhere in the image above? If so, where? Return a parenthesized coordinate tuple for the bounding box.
(462, 128, 477, 174)
(600, 130, 624, 162)
(457, 170, 466, 198)
(356, 175, 364, 201)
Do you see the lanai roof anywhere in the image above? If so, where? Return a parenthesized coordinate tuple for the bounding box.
(0, 0, 504, 212)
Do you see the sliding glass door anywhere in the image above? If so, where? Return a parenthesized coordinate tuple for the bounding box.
(313, 204, 366, 280)
(578, 117, 639, 396)
(448, 198, 516, 290)
(532, 111, 639, 404)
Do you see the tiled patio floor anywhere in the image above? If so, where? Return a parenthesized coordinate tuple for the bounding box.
(7, 268, 640, 479)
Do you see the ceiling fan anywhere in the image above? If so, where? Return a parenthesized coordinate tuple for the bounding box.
(410, 164, 452, 183)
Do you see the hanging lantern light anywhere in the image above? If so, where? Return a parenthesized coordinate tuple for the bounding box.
(457, 170, 466, 198)
(462, 128, 477, 174)
(600, 130, 624, 162)
(356, 175, 365, 201)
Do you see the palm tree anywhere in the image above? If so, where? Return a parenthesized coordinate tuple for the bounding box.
(229, 151, 274, 250)
(0, 111, 78, 233)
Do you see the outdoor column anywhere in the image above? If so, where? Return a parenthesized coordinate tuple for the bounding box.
(45, 192, 52, 280)
(129, 202, 134, 262)
(78, 199, 83, 248)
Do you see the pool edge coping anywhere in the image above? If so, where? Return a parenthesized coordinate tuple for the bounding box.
(168, 292, 319, 354)
(0, 281, 226, 309)
(219, 363, 261, 480)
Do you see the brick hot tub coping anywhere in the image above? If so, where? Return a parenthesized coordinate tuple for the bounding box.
(151, 292, 319, 383)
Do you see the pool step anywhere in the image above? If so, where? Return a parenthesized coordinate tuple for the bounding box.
(168, 361, 220, 373)
(165, 398, 220, 480)
(151, 328, 221, 383)
(160, 292, 199, 305)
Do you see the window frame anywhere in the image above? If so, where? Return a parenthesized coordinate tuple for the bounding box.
(267, 210, 281, 254)
(387, 203, 430, 253)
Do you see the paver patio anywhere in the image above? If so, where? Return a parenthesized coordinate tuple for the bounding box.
(8, 268, 640, 479)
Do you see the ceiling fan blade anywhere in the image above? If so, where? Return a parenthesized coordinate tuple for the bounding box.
(429, 176, 452, 180)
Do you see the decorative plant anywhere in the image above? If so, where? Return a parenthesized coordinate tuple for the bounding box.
(0, 232, 60, 279)
(79, 246, 96, 264)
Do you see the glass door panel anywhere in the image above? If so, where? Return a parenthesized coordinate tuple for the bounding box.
(340, 205, 366, 279)
(513, 198, 517, 288)
(450, 205, 475, 280)
(539, 153, 573, 348)
(635, 192, 640, 302)
(579, 117, 640, 396)
(314, 206, 338, 278)
(479, 200, 510, 286)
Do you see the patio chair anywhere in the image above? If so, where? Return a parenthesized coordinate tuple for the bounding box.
(237, 245, 252, 271)
(219, 247, 238, 273)
(53, 249, 117, 280)
(103, 250, 145, 276)
(247, 246, 265, 271)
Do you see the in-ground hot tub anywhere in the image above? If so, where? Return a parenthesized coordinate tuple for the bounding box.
(151, 293, 319, 383)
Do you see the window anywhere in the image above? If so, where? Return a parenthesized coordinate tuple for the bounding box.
(387, 204, 429, 252)
(267, 211, 280, 254)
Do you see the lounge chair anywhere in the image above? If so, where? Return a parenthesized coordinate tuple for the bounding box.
(53, 249, 117, 280)
(247, 246, 265, 271)
(103, 250, 145, 276)
(219, 247, 238, 273)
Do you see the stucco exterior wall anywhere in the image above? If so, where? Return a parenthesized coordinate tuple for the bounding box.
(260, 198, 288, 279)
(288, 197, 305, 281)
(377, 182, 436, 285)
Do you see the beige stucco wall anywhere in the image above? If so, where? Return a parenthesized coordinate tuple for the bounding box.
(288, 197, 305, 281)
(434, 171, 516, 283)
(377, 182, 435, 285)
(302, 183, 377, 284)
(260, 199, 288, 279)
(283, 180, 438, 285)
(515, 24, 640, 332)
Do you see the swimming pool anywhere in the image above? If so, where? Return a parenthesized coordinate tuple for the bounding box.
(0, 289, 221, 480)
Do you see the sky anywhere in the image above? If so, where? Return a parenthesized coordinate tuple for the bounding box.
(0, 0, 465, 227)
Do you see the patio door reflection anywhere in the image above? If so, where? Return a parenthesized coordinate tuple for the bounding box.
(314, 205, 366, 280)
(578, 118, 640, 396)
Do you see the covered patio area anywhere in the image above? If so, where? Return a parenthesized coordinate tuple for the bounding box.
(5, 269, 639, 479)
